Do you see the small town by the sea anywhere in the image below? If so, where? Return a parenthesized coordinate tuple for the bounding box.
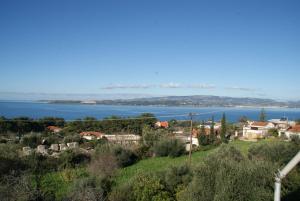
(1, 0, 300, 200)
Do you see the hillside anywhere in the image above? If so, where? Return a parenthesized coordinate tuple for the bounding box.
(47, 95, 300, 108)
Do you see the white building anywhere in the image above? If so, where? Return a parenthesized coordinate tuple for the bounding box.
(103, 134, 141, 144)
(285, 125, 300, 139)
(243, 121, 275, 139)
(80, 131, 104, 140)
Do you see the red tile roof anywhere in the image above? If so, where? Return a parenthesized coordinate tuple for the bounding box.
(251, 122, 269, 127)
(160, 121, 169, 128)
(47, 126, 62, 132)
(288, 125, 300, 133)
(80, 131, 104, 138)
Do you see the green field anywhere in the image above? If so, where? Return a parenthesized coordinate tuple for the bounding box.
(114, 139, 276, 187)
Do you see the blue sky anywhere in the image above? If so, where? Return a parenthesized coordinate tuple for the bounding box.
(0, 0, 299, 100)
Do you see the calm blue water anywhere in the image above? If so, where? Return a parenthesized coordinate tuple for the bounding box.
(0, 101, 300, 122)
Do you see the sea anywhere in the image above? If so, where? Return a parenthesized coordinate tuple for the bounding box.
(1, 101, 300, 122)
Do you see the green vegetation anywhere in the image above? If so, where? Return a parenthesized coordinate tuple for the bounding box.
(152, 138, 186, 157)
(260, 108, 267, 122)
(1, 113, 300, 201)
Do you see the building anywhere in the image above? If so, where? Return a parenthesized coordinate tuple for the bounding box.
(197, 122, 221, 136)
(103, 134, 141, 145)
(80, 131, 104, 140)
(285, 125, 300, 139)
(242, 121, 275, 140)
(269, 118, 295, 129)
(155, 121, 169, 128)
(47, 126, 62, 133)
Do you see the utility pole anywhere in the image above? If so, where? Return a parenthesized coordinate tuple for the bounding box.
(188, 113, 195, 166)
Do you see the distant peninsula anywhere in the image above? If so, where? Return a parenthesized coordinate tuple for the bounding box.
(43, 95, 300, 108)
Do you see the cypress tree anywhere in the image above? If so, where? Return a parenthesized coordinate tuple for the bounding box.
(199, 121, 208, 145)
(220, 113, 227, 143)
(259, 108, 266, 122)
(209, 116, 215, 144)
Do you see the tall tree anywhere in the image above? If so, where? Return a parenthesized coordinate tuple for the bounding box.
(259, 108, 266, 122)
(220, 113, 227, 143)
(209, 116, 215, 144)
(198, 121, 208, 146)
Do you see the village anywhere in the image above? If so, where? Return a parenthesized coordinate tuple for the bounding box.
(20, 115, 300, 157)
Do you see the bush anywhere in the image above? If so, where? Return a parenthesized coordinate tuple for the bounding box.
(177, 146, 275, 201)
(113, 146, 138, 168)
(0, 144, 26, 177)
(160, 165, 192, 194)
(248, 142, 300, 165)
(248, 142, 300, 200)
(153, 138, 186, 157)
(63, 134, 82, 144)
(88, 151, 118, 177)
(268, 128, 279, 137)
(108, 183, 134, 201)
(21, 133, 42, 148)
(131, 173, 173, 201)
(94, 144, 138, 168)
(59, 149, 91, 169)
(65, 176, 112, 201)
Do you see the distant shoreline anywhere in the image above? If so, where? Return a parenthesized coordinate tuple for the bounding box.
(0, 100, 298, 109)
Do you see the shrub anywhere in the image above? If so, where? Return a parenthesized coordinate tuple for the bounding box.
(108, 183, 134, 201)
(0, 144, 26, 177)
(178, 146, 274, 201)
(95, 144, 138, 168)
(59, 149, 90, 169)
(153, 138, 186, 157)
(268, 128, 279, 137)
(160, 165, 192, 194)
(113, 146, 138, 168)
(65, 176, 112, 201)
(248, 142, 300, 165)
(63, 134, 82, 144)
(88, 151, 118, 177)
(21, 133, 42, 148)
(131, 173, 173, 201)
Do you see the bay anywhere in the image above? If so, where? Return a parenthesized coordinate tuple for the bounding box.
(0, 101, 300, 122)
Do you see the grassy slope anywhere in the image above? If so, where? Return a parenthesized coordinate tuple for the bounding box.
(41, 139, 277, 199)
(114, 139, 274, 187)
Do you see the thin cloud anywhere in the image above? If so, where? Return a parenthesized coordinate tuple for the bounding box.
(187, 84, 216, 89)
(100, 84, 154, 90)
(225, 86, 258, 92)
(160, 82, 182, 88)
(101, 83, 216, 90)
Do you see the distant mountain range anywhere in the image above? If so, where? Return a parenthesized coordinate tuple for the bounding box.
(46, 95, 300, 108)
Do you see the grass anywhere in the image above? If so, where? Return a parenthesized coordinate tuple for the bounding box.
(41, 168, 88, 200)
(40, 138, 282, 197)
(113, 139, 279, 187)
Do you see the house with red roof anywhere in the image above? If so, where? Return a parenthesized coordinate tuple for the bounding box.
(155, 121, 169, 128)
(285, 125, 300, 139)
(242, 121, 275, 140)
(47, 126, 62, 133)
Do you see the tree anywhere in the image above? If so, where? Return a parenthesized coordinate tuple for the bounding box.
(198, 121, 208, 146)
(153, 138, 186, 157)
(177, 146, 275, 201)
(132, 173, 172, 201)
(209, 116, 216, 144)
(239, 116, 248, 124)
(259, 108, 266, 122)
(220, 113, 228, 143)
